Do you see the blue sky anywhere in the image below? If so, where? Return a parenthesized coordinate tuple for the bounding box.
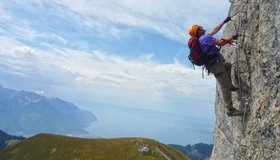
(0, 0, 230, 144)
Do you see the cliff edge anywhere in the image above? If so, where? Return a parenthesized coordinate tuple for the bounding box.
(211, 0, 279, 159)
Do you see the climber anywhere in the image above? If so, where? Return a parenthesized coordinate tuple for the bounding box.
(188, 17, 243, 116)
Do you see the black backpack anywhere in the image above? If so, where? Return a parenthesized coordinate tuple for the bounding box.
(187, 37, 211, 66)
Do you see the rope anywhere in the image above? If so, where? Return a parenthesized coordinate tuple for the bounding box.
(236, 46, 247, 136)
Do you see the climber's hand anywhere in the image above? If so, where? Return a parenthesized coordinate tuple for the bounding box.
(223, 17, 231, 23)
(227, 39, 234, 44)
(232, 34, 239, 40)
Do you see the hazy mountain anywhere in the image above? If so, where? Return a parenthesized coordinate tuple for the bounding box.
(0, 133, 189, 160)
(169, 143, 213, 160)
(0, 85, 97, 136)
(0, 130, 25, 150)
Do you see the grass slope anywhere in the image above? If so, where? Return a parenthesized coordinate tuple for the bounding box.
(0, 134, 189, 160)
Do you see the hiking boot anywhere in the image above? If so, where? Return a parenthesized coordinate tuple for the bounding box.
(227, 108, 243, 116)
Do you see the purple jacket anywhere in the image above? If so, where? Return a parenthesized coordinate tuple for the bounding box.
(199, 34, 224, 63)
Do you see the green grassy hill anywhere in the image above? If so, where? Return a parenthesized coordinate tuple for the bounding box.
(0, 133, 189, 160)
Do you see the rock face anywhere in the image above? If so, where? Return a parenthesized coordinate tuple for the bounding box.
(211, 0, 280, 160)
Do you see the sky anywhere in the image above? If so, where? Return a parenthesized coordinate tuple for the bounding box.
(0, 0, 231, 145)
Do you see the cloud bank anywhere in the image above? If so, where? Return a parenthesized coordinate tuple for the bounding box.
(0, 0, 230, 116)
(0, 35, 215, 114)
(52, 0, 230, 42)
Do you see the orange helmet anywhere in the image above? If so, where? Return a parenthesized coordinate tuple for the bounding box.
(188, 24, 200, 37)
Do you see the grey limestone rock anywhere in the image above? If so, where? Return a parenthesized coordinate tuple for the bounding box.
(211, 0, 280, 159)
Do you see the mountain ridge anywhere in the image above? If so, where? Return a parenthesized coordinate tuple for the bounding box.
(0, 85, 97, 136)
(0, 130, 25, 150)
(170, 143, 213, 160)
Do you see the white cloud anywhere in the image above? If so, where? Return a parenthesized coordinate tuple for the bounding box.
(0, 36, 215, 112)
(0, 0, 220, 115)
(36, 90, 45, 94)
(0, 1, 222, 142)
(0, 0, 230, 42)
(50, 0, 230, 42)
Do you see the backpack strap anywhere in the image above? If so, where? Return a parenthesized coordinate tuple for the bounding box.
(188, 37, 196, 48)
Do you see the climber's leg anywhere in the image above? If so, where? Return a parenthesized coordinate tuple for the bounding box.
(208, 62, 242, 116)
(225, 62, 238, 91)
(224, 62, 232, 81)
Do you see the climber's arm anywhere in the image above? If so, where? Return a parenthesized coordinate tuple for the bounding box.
(209, 17, 231, 36)
(214, 34, 238, 46)
(209, 22, 225, 36)
(214, 37, 234, 46)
